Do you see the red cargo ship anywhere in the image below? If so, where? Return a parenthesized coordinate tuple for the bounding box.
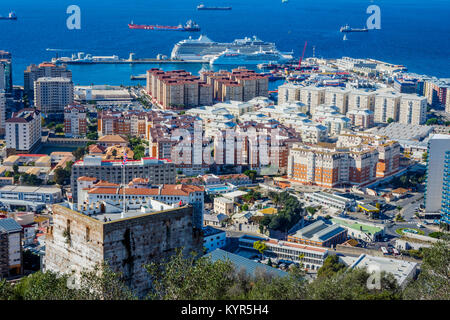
(128, 20, 200, 32)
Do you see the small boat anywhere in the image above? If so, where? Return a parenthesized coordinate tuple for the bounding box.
(197, 4, 232, 10)
(340, 24, 368, 33)
(0, 11, 17, 20)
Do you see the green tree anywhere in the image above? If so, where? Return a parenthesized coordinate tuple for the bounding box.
(253, 240, 267, 259)
(307, 268, 402, 300)
(317, 255, 347, 278)
(54, 167, 70, 185)
(426, 118, 438, 125)
(12, 164, 19, 175)
(387, 118, 394, 123)
(145, 249, 235, 300)
(87, 132, 98, 140)
(11, 271, 77, 300)
(77, 263, 137, 300)
(55, 123, 64, 133)
(403, 240, 450, 300)
(133, 145, 145, 160)
(0, 279, 14, 300)
(73, 147, 87, 160)
(243, 170, 257, 183)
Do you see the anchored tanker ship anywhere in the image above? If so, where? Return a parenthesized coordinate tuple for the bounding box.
(128, 20, 200, 32)
(171, 35, 293, 63)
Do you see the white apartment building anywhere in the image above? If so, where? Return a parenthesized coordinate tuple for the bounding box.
(324, 87, 351, 114)
(34, 77, 74, 120)
(374, 91, 402, 123)
(399, 94, 427, 125)
(5, 108, 41, 152)
(64, 104, 87, 137)
(277, 83, 302, 105)
(313, 105, 351, 135)
(299, 86, 326, 114)
(0, 218, 23, 275)
(348, 89, 376, 112)
(214, 196, 235, 215)
(346, 109, 374, 128)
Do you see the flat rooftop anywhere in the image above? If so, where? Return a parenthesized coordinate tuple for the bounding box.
(0, 185, 61, 194)
(331, 218, 383, 235)
(349, 254, 417, 287)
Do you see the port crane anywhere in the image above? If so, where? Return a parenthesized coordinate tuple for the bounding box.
(296, 41, 307, 70)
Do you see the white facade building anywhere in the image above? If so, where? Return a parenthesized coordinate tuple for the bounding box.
(299, 86, 326, 114)
(348, 90, 376, 112)
(324, 87, 351, 114)
(374, 91, 402, 123)
(5, 108, 41, 152)
(399, 94, 427, 125)
(34, 77, 74, 120)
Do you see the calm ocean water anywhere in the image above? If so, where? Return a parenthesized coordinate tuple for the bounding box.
(0, 0, 449, 87)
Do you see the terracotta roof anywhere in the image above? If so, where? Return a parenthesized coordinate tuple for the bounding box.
(77, 176, 98, 182)
(98, 135, 127, 143)
(88, 144, 106, 154)
(88, 184, 204, 196)
(93, 180, 120, 187)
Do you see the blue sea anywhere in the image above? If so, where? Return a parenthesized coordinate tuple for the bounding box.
(0, 0, 449, 87)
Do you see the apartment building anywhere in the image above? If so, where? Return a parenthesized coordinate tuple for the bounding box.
(399, 94, 427, 125)
(0, 57, 12, 94)
(277, 83, 301, 105)
(70, 155, 176, 202)
(374, 91, 402, 123)
(424, 134, 450, 217)
(34, 77, 74, 120)
(64, 104, 87, 137)
(299, 86, 326, 114)
(287, 133, 400, 187)
(324, 87, 351, 114)
(24, 62, 72, 100)
(346, 109, 374, 128)
(214, 197, 235, 215)
(424, 78, 449, 108)
(313, 105, 351, 135)
(0, 218, 23, 276)
(348, 89, 376, 112)
(97, 110, 149, 137)
(5, 108, 41, 153)
(147, 68, 267, 109)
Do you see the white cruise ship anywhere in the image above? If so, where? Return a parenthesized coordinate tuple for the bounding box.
(209, 49, 293, 65)
(170, 35, 293, 62)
